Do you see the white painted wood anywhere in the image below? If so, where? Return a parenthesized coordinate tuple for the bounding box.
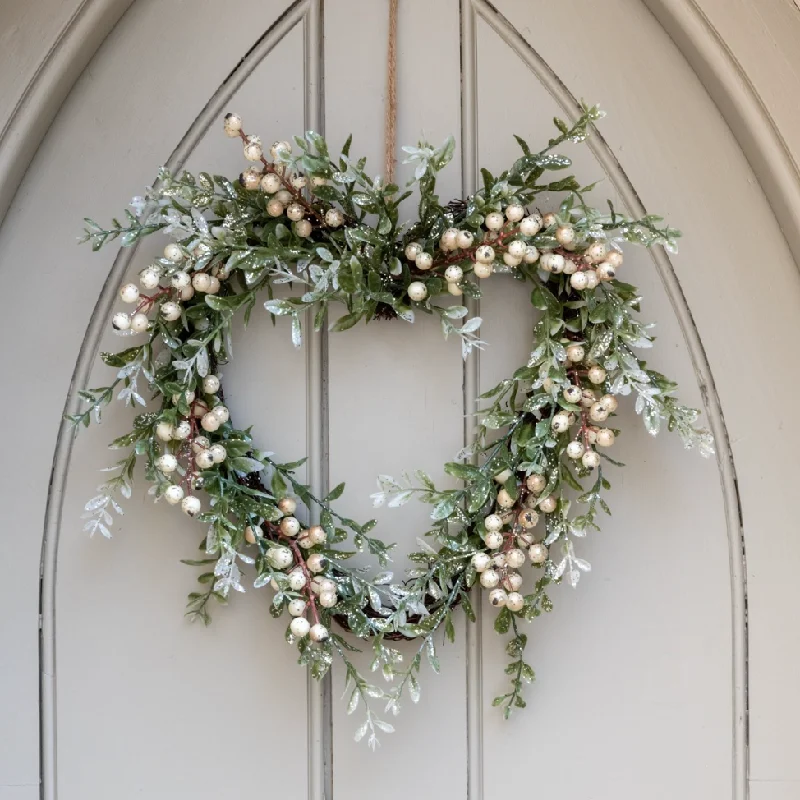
(323, 3, 467, 797)
(1, 0, 800, 797)
(475, 18, 731, 798)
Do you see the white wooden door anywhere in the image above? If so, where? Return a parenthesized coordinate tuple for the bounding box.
(2, 1, 800, 799)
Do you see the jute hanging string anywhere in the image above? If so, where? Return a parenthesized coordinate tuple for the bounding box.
(384, 0, 399, 183)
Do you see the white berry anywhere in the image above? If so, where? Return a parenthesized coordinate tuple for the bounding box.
(202, 374, 220, 394)
(155, 421, 174, 441)
(270, 140, 292, 160)
(440, 228, 459, 251)
(570, 271, 589, 291)
(139, 267, 161, 290)
(563, 385, 582, 403)
(212, 405, 229, 423)
(243, 136, 263, 161)
(589, 402, 610, 423)
(404, 242, 422, 261)
(260, 173, 281, 193)
(267, 199, 284, 217)
(200, 412, 220, 432)
(223, 113, 242, 137)
(164, 484, 184, 505)
(485, 212, 504, 230)
(295, 219, 312, 238)
(484, 513, 503, 532)
(286, 203, 304, 222)
(308, 525, 326, 545)
(526, 474, 546, 494)
(288, 570, 307, 591)
(494, 468, 513, 484)
(528, 543, 548, 564)
(112, 312, 131, 331)
(585, 241, 608, 263)
(484, 531, 504, 550)
(517, 509, 538, 528)
(555, 225, 575, 246)
(588, 366, 606, 384)
(519, 214, 542, 236)
(164, 243, 184, 262)
(456, 230, 474, 249)
(551, 411, 570, 433)
(319, 591, 337, 608)
(161, 301, 181, 321)
(523, 246, 539, 264)
(415, 252, 433, 270)
(472, 552, 491, 572)
(195, 449, 214, 469)
(582, 449, 601, 469)
(602, 394, 618, 412)
(309, 623, 329, 642)
(480, 568, 500, 588)
(306, 553, 325, 573)
(489, 588, 508, 607)
(475, 244, 495, 264)
(156, 453, 178, 473)
(285, 599, 306, 618)
(566, 344, 585, 363)
(290, 617, 310, 638)
(325, 208, 344, 228)
(505, 203, 525, 223)
(280, 516, 301, 537)
(503, 252, 522, 267)
(539, 495, 557, 514)
(269, 546, 294, 569)
(278, 497, 297, 515)
(540, 253, 564, 273)
(496, 488, 515, 509)
(596, 428, 615, 447)
(244, 525, 259, 544)
(473, 263, 492, 279)
(507, 239, 527, 259)
(444, 265, 463, 283)
(597, 262, 616, 282)
(407, 281, 427, 302)
(119, 283, 140, 304)
(181, 495, 201, 517)
(505, 548, 526, 569)
(566, 440, 585, 459)
(209, 444, 227, 463)
(506, 592, 524, 612)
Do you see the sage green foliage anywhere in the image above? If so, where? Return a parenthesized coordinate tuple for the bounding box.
(74, 104, 712, 745)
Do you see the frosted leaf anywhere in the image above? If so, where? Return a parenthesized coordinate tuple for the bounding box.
(548, 559, 566, 580)
(291, 314, 302, 348)
(354, 721, 369, 742)
(387, 490, 413, 508)
(84, 495, 108, 512)
(395, 308, 415, 324)
(370, 492, 386, 508)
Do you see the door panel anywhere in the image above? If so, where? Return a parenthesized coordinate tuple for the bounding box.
(2, 0, 799, 798)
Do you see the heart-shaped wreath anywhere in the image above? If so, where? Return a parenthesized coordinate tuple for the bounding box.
(73, 103, 713, 747)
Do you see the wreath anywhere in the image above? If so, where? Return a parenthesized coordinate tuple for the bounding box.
(73, 103, 713, 747)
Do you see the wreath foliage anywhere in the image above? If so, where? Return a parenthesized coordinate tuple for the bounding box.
(73, 103, 713, 746)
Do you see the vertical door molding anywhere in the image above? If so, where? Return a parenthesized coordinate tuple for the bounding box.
(38, 4, 324, 799)
(467, 2, 748, 798)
